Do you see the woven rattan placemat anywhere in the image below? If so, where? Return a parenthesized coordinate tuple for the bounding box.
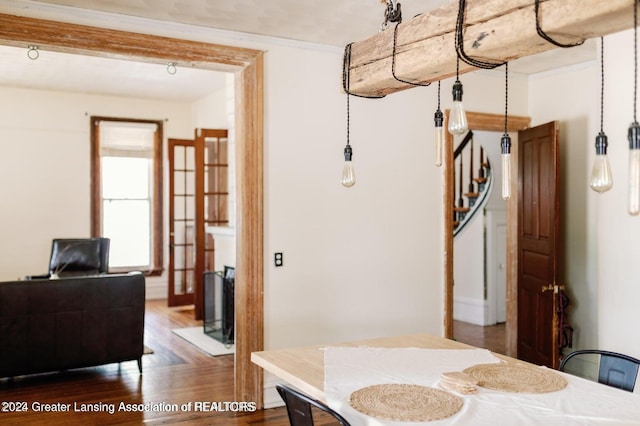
(463, 363, 568, 393)
(349, 383, 463, 422)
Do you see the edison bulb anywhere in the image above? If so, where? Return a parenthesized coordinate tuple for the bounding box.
(589, 132, 612, 193)
(590, 155, 613, 193)
(341, 144, 356, 188)
(448, 81, 468, 135)
(501, 134, 512, 200)
(629, 123, 640, 215)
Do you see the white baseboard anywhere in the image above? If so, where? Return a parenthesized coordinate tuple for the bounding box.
(263, 373, 285, 409)
(145, 277, 166, 300)
(453, 296, 489, 326)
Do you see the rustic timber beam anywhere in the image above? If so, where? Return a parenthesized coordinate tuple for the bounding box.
(0, 13, 260, 72)
(347, 0, 635, 97)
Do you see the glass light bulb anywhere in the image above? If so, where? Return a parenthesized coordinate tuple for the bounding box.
(341, 144, 355, 188)
(501, 134, 512, 200)
(341, 161, 356, 188)
(629, 149, 640, 215)
(502, 153, 511, 200)
(434, 109, 444, 167)
(448, 101, 468, 135)
(629, 123, 640, 215)
(435, 126, 444, 167)
(590, 155, 613, 193)
(590, 132, 612, 193)
(448, 81, 468, 135)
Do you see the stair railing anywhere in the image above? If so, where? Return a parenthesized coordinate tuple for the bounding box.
(452, 131, 492, 236)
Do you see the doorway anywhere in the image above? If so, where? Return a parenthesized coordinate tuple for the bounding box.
(452, 130, 508, 330)
(444, 111, 530, 357)
(0, 14, 264, 405)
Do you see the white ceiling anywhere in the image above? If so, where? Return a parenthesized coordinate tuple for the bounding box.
(0, 0, 597, 101)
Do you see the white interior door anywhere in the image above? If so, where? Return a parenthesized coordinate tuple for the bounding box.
(486, 210, 507, 324)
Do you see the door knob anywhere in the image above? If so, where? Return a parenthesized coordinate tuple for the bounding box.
(541, 283, 566, 294)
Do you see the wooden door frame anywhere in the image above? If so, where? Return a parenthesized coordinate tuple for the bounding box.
(443, 111, 530, 358)
(0, 14, 264, 405)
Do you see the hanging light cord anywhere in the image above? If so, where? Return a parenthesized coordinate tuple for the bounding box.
(600, 37, 605, 133)
(437, 80, 441, 110)
(634, 0, 638, 123)
(342, 43, 385, 147)
(455, 0, 505, 70)
(504, 62, 509, 134)
(342, 43, 386, 99)
(391, 22, 431, 86)
(534, 0, 584, 48)
(346, 75, 351, 146)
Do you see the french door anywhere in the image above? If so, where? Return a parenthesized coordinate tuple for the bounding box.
(168, 130, 229, 318)
(168, 138, 197, 307)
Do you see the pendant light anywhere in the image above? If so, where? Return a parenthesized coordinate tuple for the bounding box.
(590, 37, 613, 193)
(501, 62, 512, 200)
(448, 58, 468, 135)
(340, 43, 385, 188)
(341, 44, 356, 188)
(341, 142, 356, 188)
(630, 1, 640, 214)
(341, 65, 356, 188)
(434, 81, 444, 166)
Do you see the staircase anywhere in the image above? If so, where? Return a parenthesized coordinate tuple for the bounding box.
(453, 131, 492, 236)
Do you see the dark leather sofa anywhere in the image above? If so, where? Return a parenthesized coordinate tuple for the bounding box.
(0, 272, 145, 379)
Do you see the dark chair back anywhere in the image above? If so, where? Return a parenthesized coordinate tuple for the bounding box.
(559, 349, 640, 392)
(49, 237, 110, 277)
(276, 384, 351, 426)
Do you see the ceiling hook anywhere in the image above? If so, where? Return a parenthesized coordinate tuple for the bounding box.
(380, 0, 402, 31)
(27, 45, 39, 60)
(167, 62, 177, 75)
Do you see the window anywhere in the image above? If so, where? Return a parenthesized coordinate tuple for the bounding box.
(91, 117, 163, 275)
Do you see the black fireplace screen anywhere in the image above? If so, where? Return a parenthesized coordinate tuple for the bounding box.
(203, 266, 235, 344)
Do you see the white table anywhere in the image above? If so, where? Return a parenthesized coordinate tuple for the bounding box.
(251, 334, 640, 425)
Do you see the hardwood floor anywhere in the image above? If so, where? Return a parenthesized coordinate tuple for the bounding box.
(0, 301, 502, 425)
(0, 300, 335, 425)
(453, 320, 506, 355)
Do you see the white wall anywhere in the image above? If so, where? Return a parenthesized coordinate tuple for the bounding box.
(7, 2, 638, 373)
(0, 84, 231, 299)
(529, 28, 640, 359)
(263, 44, 442, 347)
(595, 30, 640, 358)
(0, 87, 193, 285)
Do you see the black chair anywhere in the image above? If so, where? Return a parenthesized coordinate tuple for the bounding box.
(559, 349, 640, 392)
(26, 237, 110, 279)
(276, 384, 351, 426)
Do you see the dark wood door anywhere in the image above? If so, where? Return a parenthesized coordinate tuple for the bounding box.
(517, 121, 562, 368)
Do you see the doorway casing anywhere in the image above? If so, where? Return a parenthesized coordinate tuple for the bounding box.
(444, 111, 530, 357)
(0, 13, 265, 405)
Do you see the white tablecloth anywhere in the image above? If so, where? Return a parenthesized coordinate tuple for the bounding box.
(324, 347, 640, 425)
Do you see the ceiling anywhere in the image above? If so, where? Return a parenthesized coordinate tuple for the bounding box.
(0, 0, 597, 101)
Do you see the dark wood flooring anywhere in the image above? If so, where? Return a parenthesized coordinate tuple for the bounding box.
(454, 320, 506, 355)
(0, 302, 505, 425)
(0, 300, 329, 425)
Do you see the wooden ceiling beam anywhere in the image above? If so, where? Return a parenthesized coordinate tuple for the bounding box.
(347, 0, 635, 97)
